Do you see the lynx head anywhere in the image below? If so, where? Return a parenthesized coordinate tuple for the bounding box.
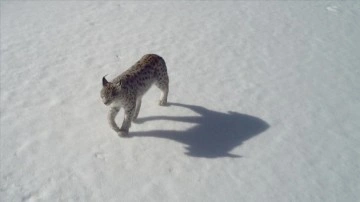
(100, 76, 120, 106)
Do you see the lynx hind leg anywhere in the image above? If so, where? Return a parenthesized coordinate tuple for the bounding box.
(132, 97, 142, 121)
(155, 74, 169, 106)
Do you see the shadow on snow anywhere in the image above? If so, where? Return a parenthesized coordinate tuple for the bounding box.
(132, 103, 269, 158)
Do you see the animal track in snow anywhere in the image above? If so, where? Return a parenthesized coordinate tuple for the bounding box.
(94, 152, 107, 161)
(326, 5, 339, 13)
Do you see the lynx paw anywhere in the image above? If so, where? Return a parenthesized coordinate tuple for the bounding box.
(117, 130, 129, 137)
(159, 100, 168, 106)
(132, 115, 138, 122)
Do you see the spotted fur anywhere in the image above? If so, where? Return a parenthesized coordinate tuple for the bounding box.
(101, 54, 169, 136)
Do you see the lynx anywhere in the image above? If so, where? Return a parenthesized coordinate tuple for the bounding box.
(101, 54, 169, 136)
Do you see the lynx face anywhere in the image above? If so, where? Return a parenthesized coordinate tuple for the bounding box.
(101, 76, 120, 106)
(100, 86, 115, 105)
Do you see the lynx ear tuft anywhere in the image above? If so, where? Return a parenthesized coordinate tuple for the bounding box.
(102, 75, 109, 86)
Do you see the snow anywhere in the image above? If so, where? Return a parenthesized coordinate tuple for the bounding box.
(1, 1, 360, 202)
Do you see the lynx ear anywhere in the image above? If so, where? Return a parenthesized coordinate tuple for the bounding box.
(102, 75, 109, 86)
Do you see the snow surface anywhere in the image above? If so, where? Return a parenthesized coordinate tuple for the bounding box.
(1, 1, 360, 202)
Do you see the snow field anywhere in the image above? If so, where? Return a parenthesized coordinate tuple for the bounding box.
(1, 1, 360, 202)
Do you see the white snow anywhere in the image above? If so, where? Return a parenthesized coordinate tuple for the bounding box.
(1, 1, 360, 202)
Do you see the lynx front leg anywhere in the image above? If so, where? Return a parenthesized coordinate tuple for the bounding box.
(118, 104, 135, 136)
(108, 107, 121, 133)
